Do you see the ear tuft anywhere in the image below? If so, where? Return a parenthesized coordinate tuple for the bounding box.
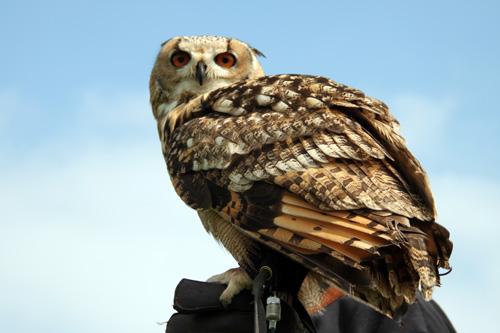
(251, 47, 266, 58)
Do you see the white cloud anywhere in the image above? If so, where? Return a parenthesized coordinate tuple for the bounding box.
(0, 142, 238, 332)
(0, 91, 237, 332)
(75, 88, 152, 129)
(428, 172, 499, 332)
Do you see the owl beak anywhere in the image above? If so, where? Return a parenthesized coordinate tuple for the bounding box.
(196, 62, 207, 86)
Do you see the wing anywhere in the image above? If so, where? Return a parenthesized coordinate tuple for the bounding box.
(159, 74, 452, 319)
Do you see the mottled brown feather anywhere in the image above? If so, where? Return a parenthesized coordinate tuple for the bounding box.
(152, 69, 452, 319)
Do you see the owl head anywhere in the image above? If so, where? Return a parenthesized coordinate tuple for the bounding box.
(150, 35, 265, 119)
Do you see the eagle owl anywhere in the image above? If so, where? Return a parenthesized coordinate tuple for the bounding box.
(149, 35, 452, 321)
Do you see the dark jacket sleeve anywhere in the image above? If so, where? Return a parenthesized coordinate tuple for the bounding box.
(164, 279, 455, 333)
(166, 279, 310, 333)
(313, 294, 456, 333)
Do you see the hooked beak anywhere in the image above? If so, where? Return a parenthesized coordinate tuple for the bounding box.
(196, 62, 207, 86)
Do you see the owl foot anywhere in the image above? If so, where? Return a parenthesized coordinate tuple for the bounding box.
(207, 267, 253, 307)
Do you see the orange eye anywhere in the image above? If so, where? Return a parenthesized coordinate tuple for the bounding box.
(215, 53, 236, 68)
(171, 51, 190, 67)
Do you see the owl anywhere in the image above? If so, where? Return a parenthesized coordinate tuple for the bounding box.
(149, 35, 452, 322)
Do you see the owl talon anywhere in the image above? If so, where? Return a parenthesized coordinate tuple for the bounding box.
(207, 268, 253, 306)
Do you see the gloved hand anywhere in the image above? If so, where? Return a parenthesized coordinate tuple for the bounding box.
(165, 279, 311, 333)
(164, 279, 456, 333)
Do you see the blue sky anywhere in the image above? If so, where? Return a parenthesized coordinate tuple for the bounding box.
(1, 0, 499, 332)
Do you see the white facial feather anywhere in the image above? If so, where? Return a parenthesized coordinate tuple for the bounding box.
(150, 36, 265, 119)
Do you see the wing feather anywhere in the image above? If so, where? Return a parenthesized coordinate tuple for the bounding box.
(159, 74, 452, 319)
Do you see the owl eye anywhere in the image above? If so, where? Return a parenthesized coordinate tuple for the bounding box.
(171, 51, 191, 67)
(215, 53, 236, 68)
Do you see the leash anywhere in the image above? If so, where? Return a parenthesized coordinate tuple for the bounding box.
(253, 266, 276, 333)
(248, 247, 316, 333)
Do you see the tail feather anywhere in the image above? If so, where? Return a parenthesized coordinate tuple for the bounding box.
(215, 186, 451, 320)
(405, 236, 437, 300)
(430, 223, 453, 270)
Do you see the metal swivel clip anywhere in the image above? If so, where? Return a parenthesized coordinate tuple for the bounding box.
(266, 293, 281, 331)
